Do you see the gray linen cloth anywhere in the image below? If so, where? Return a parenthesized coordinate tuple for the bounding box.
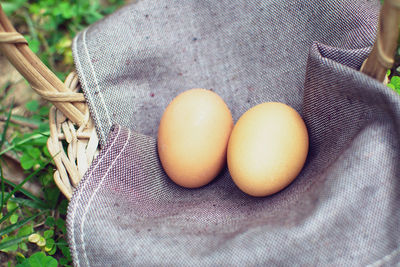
(67, 0, 400, 265)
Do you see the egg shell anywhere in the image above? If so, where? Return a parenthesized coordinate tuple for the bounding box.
(227, 102, 309, 197)
(158, 88, 234, 188)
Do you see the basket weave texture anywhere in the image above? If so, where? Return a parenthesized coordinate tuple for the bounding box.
(46, 72, 99, 199)
(0, 8, 99, 199)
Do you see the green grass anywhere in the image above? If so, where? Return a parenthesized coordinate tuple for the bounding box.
(0, 0, 399, 266)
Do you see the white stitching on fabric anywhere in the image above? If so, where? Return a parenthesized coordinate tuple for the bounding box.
(69, 122, 122, 267)
(74, 29, 105, 144)
(73, 29, 106, 143)
(80, 130, 132, 267)
(82, 28, 113, 141)
(367, 246, 400, 267)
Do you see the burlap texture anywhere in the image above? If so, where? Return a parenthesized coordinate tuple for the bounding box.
(68, 0, 400, 265)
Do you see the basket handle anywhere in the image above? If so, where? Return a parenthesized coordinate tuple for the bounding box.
(361, 0, 400, 82)
(0, 4, 87, 126)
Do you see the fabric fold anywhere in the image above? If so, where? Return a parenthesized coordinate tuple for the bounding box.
(68, 0, 400, 266)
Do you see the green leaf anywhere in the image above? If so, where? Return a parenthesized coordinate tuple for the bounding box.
(56, 218, 65, 229)
(10, 214, 19, 224)
(28, 3, 41, 16)
(16, 252, 58, 267)
(0, 206, 19, 225)
(390, 76, 400, 89)
(39, 122, 50, 132)
(20, 153, 36, 170)
(29, 134, 49, 146)
(7, 200, 18, 212)
(45, 217, 55, 227)
(1, 0, 26, 16)
(86, 11, 103, 24)
(0, 131, 51, 157)
(59, 244, 71, 259)
(0, 234, 31, 252)
(59, 257, 68, 266)
(44, 186, 60, 209)
(0, 236, 19, 252)
(26, 39, 40, 54)
(56, 218, 67, 235)
(44, 230, 54, 239)
(16, 252, 26, 262)
(18, 224, 33, 238)
(59, 2, 74, 19)
(25, 100, 40, 112)
(43, 18, 58, 32)
(45, 238, 55, 252)
(48, 244, 57, 255)
(39, 106, 50, 117)
(31, 114, 43, 122)
(19, 242, 28, 252)
(58, 199, 68, 215)
(1, 3, 19, 16)
(55, 71, 68, 81)
(27, 147, 41, 159)
(0, 210, 46, 237)
(41, 172, 54, 187)
(43, 146, 51, 158)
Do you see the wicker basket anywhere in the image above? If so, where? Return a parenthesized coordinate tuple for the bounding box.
(0, 1, 399, 200)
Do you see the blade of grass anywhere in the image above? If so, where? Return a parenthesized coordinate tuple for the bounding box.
(3, 159, 52, 205)
(0, 165, 4, 210)
(0, 131, 50, 157)
(8, 197, 48, 210)
(3, 178, 44, 204)
(0, 102, 13, 209)
(0, 210, 47, 237)
(0, 114, 40, 129)
(0, 234, 31, 251)
(0, 206, 19, 225)
(23, 10, 38, 41)
(0, 102, 13, 150)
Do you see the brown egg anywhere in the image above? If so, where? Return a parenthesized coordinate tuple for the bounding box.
(227, 102, 309, 197)
(158, 88, 233, 188)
